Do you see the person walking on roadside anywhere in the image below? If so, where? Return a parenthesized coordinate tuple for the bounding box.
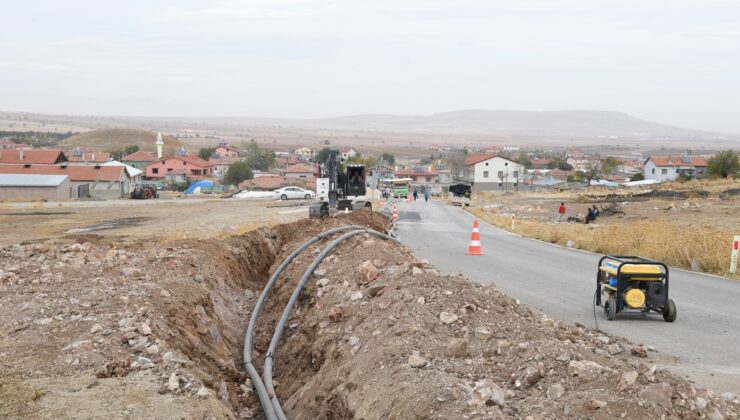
(424, 190, 430, 202)
(558, 202, 566, 222)
(413, 189, 419, 201)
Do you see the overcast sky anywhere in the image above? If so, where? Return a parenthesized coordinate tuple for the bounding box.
(1, 0, 739, 133)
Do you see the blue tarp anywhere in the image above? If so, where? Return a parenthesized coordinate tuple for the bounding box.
(184, 180, 214, 194)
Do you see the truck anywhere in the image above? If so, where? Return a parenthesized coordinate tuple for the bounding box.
(391, 178, 412, 199)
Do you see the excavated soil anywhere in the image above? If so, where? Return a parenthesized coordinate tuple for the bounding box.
(1, 210, 738, 419)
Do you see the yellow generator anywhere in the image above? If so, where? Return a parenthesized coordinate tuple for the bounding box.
(596, 256, 676, 322)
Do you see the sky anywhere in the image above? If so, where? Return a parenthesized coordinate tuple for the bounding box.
(1, 0, 739, 133)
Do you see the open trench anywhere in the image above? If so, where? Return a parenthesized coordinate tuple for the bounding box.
(154, 211, 392, 418)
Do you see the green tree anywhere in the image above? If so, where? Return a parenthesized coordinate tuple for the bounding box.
(224, 162, 253, 185)
(707, 150, 739, 179)
(547, 155, 573, 171)
(516, 153, 532, 167)
(244, 140, 276, 171)
(198, 147, 215, 161)
(381, 153, 395, 165)
(630, 173, 645, 181)
(123, 145, 139, 156)
(600, 156, 621, 175)
(315, 147, 331, 164)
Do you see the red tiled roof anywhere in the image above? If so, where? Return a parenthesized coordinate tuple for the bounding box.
(215, 145, 240, 154)
(0, 164, 126, 182)
(530, 159, 551, 165)
(209, 156, 241, 165)
(463, 154, 495, 166)
(0, 149, 67, 165)
(122, 150, 158, 161)
(147, 155, 214, 168)
(283, 163, 317, 173)
(647, 156, 708, 167)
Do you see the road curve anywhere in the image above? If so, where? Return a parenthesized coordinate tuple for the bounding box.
(393, 199, 740, 393)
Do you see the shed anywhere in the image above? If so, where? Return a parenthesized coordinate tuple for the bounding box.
(0, 174, 70, 201)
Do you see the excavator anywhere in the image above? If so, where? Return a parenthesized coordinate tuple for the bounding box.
(309, 149, 371, 219)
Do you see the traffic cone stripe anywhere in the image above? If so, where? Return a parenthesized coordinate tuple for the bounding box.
(466, 219, 483, 255)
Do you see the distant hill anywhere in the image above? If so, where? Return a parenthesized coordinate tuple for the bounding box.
(285, 110, 731, 140)
(62, 128, 183, 152)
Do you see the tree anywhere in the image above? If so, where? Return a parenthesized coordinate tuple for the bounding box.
(243, 140, 275, 171)
(516, 153, 532, 168)
(630, 173, 645, 182)
(600, 156, 621, 175)
(381, 153, 395, 165)
(707, 150, 739, 179)
(547, 155, 573, 171)
(224, 162, 253, 186)
(123, 145, 139, 156)
(198, 147, 215, 161)
(315, 147, 331, 164)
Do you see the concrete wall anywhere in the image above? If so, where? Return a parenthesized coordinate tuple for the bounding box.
(0, 179, 70, 200)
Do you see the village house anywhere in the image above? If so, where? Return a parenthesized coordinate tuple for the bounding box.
(0, 149, 68, 165)
(294, 147, 316, 160)
(121, 150, 159, 169)
(339, 147, 357, 160)
(66, 147, 111, 164)
(145, 155, 215, 180)
(643, 153, 708, 182)
(209, 156, 241, 178)
(214, 142, 240, 159)
(456, 154, 526, 191)
(529, 159, 552, 169)
(0, 174, 71, 201)
(394, 166, 439, 185)
(0, 164, 135, 198)
(283, 163, 318, 179)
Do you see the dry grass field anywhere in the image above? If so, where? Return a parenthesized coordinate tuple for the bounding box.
(467, 179, 740, 278)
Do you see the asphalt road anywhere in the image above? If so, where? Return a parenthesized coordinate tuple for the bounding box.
(394, 199, 740, 393)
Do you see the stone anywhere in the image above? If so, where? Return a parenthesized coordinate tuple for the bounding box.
(350, 291, 363, 301)
(408, 354, 428, 368)
(34, 318, 53, 325)
(313, 268, 327, 278)
(607, 343, 623, 355)
(513, 365, 541, 389)
(439, 312, 458, 325)
(721, 392, 735, 401)
(89, 323, 103, 334)
(168, 373, 180, 392)
(146, 345, 159, 355)
(328, 306, 343, 322)
(568, 360, 614, 381)
(160, 289, 171, 298)
(706, 407, 725, 420)
(469, 380, 505, 408)
(412, 266, 423, 276)
(445, 338, 469, 358)
(565, 240, 575, 248)
(690, 259, 701, 271)
(138, 322, 152, 336)
(196, 387, 211, 398)
(474, 327, 492, 340)
(695, 397, 708, 410)
(317, 278, 330, 287)
(631, 345, 648, 358)
(638, 382, 673, 409)
(589, 399, 607, 410)
(367, 284, 385, 297)
(547, 384, 564, 400)
(619, 371, 639, 389)
(348, 336, 360, 347)
(162, 350, 191, 366)
(417, 297, 425, 305)
(356, 261, 377, 284)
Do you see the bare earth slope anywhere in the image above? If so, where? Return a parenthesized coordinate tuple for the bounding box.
(0, 212, 738, 418)
(61, 128, 183, 152)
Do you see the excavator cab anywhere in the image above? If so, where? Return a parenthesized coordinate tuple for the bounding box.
(345, 165, 366, 197)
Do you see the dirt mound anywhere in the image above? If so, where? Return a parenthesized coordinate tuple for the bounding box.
(1, 210, 737, 419)
(61, 128, 183, 152)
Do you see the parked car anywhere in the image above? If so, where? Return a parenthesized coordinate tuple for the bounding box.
(274, 186, 316, 200)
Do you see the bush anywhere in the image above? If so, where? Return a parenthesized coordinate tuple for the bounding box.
(630, 173, 645, 181)
(225, 162, 253, 186)
(708, 150, 739, 179)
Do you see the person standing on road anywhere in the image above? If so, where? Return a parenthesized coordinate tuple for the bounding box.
(424, 190, 430, 202)
(413, 189, 418, 201)
(558, 202, 566, 222)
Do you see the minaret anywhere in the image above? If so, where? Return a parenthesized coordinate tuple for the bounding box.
(156, 132, 164, 159)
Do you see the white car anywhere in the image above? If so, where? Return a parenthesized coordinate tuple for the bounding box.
(274, 186, 316, 200)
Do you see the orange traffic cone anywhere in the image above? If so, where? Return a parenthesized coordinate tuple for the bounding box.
(379, 199, 385, 208)
(392, 206, 399, 222)
(466, 220, 483, 255)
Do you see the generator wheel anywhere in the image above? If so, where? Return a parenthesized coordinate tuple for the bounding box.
(605, 297, 617, 321)
(663, 299, 677, 322)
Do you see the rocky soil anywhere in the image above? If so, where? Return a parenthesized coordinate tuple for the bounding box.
(1, 210, 738, 419)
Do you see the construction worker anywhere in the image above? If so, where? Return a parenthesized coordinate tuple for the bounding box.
(413, 189, 418, 201)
